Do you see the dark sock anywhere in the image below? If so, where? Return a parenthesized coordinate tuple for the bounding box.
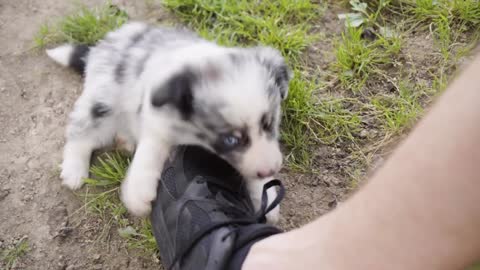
(228, 239, 258, 270)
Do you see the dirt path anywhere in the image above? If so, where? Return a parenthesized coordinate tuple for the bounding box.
(0, 1, 341, 269)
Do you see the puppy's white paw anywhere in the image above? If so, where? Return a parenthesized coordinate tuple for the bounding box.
(115, 136, 136, 153)
(60, 159, 89, 190)
(266, 205, 281, 225)
(121, 176, 157, 216)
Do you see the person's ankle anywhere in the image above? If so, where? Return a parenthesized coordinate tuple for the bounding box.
(241, 216, 332, 270)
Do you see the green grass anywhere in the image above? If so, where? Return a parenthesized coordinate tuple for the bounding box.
(81, 152, 157, 255)
(1, 238, 29, 270)
(396, 0, 480, 61)
(334, 25, 402, 91)
(335, 0, 403, 91)
(331, 0, 479, 187)
(403, 0, 480, 26)
(34, 2, 128, 47)
(371, 81, 423, 135)
(282, 74, 361, 168)
(163, 0, 322, 62)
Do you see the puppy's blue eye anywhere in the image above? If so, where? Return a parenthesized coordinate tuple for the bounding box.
(223, 135, 239, 147)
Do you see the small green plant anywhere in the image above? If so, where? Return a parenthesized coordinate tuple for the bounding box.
(118, 220, 158, 254)
(1, 238, 29, 270)
(338, 0, 391, 28)
(35, 2, 128, 47)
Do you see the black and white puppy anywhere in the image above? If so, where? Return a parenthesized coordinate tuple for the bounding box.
(47, 22, 291, 222)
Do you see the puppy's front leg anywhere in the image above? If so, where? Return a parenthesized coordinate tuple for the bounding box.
(247, 178, 281, 225)
(121, 137, 170, 216)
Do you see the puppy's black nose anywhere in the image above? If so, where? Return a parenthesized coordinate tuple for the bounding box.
(257, 170, 275, 178)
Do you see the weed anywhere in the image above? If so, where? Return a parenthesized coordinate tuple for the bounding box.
(1, 238, 29, 270)
(338, 0, 392, 28)
(35, 2, 128, 47)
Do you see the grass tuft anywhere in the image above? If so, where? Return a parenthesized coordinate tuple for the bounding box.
(398, 0, 480, 61)
(335, 0, 404, 91)
(372, 81, 424, 134)
(282, 73, 361, 168)
(163, 0, 322, 62)
(34, 2, 128, 47)
(334, 25, 402, 91)
(81, 152, 157, 256)
(1, 238, 29, 270)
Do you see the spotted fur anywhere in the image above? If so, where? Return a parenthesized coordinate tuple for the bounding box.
(47, 22, 291, 221)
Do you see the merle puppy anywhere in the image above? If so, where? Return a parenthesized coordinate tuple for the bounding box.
(47, 22, 291, 222)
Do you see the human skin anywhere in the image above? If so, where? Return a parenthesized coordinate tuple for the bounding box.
(243, 53, 480, 270)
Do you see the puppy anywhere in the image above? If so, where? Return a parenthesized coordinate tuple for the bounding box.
(47, 22, 291, 222)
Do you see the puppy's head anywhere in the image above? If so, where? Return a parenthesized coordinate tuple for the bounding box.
(150, 46, 291, 180)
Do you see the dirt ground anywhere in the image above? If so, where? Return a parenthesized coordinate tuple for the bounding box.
(0, 1, 344, 269)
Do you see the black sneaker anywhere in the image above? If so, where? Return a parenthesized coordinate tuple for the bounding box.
(150, 145, 284, 270)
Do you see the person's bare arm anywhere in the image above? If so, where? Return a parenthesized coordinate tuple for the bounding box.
(243, 53, 480, 270)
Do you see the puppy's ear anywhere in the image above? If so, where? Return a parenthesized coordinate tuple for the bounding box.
(151, 69, 196, 119)
(253, 47, 292, 100)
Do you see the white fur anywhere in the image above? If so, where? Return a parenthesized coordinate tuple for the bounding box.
(48, 22, 288, 222)
(46, 45, 74, 67)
